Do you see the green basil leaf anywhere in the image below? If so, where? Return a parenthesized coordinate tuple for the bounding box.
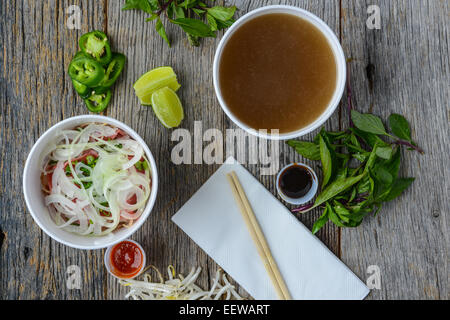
(364, 143, 379, 173)
(146, 13, 159, 21)
(383, 148, 401, 179)
(319, 134, 336, 189)
(312, 207, 329, 234)
(122, 0, 155, 14)
(314, 173, 366, 208)
(179, 0, 198, 9)
(384, 178, 415, 201)
(171, 18, 216, 37)
(187, 33, 200, 47)
(376, 145, 393, 160)
(351, 110, 387, 135)
(350, 128, 387, 149)
(287, 140, 320, 161)
(206, 13, 218, 31)
(155, 18, 171, 47)
(206, 6, 237, 21)
(372, 166, 393, 185)
(216, 18, 235, 30)
(352, 152, 369, 162)
(336, 167, 348, 180)
(334, 201, 351, 218)
(327, 202, 347, 227)
(173, 5, 186, 19)
(356, 175, 371, 194)
(192, 8, 205, 16)
(389, 113, 412, 141)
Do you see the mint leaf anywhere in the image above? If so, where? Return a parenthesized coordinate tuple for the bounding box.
(389, 113, 412, 141)
(351, 110, 387, 135)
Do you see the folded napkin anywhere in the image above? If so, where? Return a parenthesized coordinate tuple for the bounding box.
(172, 157, 370, 300)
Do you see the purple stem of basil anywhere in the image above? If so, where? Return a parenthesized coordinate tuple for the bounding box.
(354, 197, 367, 204)
(394, 140, 424, 154)
(292, 203, 314, 213)
(156, 0, 174, 15)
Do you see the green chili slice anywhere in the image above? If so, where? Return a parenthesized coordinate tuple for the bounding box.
(68, 57, 105, 87)
(100, 53, 126, 88)
(71, 79, 92, 99)
(84, 90, 112, 113)
(79, 31, 112, 65)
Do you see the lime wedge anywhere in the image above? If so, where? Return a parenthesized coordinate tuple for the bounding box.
(151, 87, 184, 128)
(133, 67, 181, 105)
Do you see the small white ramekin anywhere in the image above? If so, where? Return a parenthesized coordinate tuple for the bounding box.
(276, 163, 318, 205)
(213, 5, 346, 140)
(104, 239, 146, 280)
(22, 115, 159, 250)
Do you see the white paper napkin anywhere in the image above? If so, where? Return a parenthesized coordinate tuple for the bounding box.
(172, 157, 370, 300)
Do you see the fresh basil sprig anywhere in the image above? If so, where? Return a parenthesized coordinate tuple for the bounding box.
(122, 0, 237, 47)
(288, 111, 423, 234)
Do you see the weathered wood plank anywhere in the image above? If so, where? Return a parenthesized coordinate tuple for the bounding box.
(340, 0, 449, 299)
(0, 0, 107, 299)
(105, 0, 341, 299)
(2, 0, 447, 301)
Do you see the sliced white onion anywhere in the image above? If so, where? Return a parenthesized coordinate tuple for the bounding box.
(40, 123, 151, 237)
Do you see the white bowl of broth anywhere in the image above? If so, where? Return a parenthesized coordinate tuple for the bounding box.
(213, 5, 346, 140)
(23, 115, 158, 250)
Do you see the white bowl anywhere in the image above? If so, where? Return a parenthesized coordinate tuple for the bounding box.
(213, 5, 346, 140)
(23, 115, 159, 250)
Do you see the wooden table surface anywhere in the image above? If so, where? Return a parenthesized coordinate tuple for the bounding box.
(1, 0, 448, 300)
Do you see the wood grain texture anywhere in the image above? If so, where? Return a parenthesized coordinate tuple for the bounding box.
(0, 0, 447, 300)
(103, 0, 341, 300)
(0, 0, 108, 299)
(340, 0, 449, 300)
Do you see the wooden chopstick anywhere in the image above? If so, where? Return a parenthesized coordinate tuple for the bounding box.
(226, 171, 292, 300)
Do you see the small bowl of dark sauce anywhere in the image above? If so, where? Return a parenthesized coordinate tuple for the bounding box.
(276, 163, 318, 205)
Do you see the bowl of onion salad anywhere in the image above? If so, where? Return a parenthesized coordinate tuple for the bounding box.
(23, 115, 158, 249)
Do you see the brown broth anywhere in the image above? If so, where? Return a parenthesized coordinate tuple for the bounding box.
(219, 13, 337, 133)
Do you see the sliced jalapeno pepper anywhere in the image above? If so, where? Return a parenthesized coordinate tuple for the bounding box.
(68, 57, 105, 87)
(84, 90, 112, 113)
(99, 53, 126, 88)
(91, 85, 110, 95)
(71, 79, 92, 99)
(73, 51, 87, 61)
(79, 31, 112, 65)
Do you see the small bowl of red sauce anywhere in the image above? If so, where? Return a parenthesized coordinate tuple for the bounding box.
(104, 239, 146, 279)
